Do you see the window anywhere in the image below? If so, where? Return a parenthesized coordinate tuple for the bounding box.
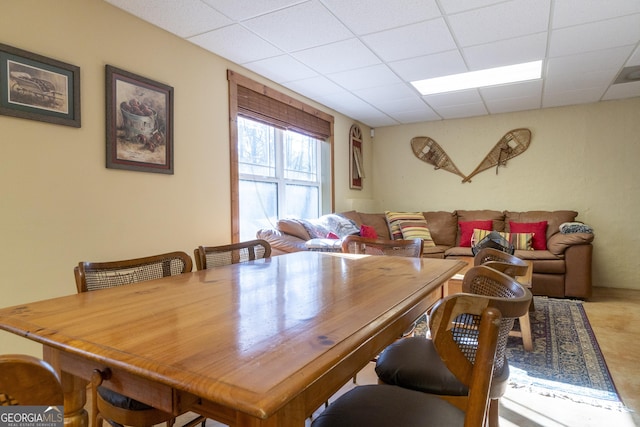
(238, 117, 324, 240)
(228, 71, 334, 242)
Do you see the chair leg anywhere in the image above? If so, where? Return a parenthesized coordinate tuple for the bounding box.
(488, 398, 500, 427)
(519, 312, 533, 351)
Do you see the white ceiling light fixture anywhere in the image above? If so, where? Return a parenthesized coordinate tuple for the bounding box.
(411, 60, 543, 95)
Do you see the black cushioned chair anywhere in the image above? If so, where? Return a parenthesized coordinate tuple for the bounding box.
(311, 293, 502, 427)
(375, 265, 532, 427)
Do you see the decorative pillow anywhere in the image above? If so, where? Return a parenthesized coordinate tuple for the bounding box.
(472, 229, 534, 251)
(326, 232, 340, 239)
(360, 224, 378, 239)
(317, 214, 360, 237)
(385, 211, 427, 240)
(459, 220, 493, 247)
(509, 221, 547, 250)
(399, 220, 436, 247)
(298, 219, 331, 239)
(277, 218, 311, 240)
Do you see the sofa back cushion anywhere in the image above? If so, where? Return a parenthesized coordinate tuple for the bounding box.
(455, 210, 505, 245)
(358, 213, 391, 239)
(504, 210, 578, 241)
(421, 211, 457, 247)
(277, 218, 311, 240)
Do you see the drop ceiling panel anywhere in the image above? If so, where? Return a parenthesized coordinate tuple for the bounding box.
(292, 38, 382, 74)
(104, 0, 640, 127)
(243, 55, 317, 84)
(389, 50, 467, 81)
(105, 0, 231, 38)
(201, 0, 305, 21)
(327, 65, 403, 91)
(552, 0, 640, 28)
(463, 33, 548, 70)
(549, 14, 640, 57)
(319, 0, 441, 35)
(362, 19, 456, 62)
(447, 0, 551, 47)
(243, 1, 352, 52)
(188, 25, 283, 64)
(283, 76, 346, 99)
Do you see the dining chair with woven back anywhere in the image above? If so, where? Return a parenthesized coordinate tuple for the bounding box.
(193, 239, 271, 270)
(0, 354, 63, 406)
(341, 235, 424, 258)
(375, 265, 532, 427)
(474, 247, 534, 351)
(311, 292, 503, 427)
(74, 251, 205, 427)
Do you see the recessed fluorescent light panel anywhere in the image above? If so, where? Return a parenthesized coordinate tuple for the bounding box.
(411, 60, 543, 95)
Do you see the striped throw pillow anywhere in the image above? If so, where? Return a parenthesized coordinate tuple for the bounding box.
(398, 220, 436, 247)
(472, 229, 534, 251)
(385, 211, 426, 240)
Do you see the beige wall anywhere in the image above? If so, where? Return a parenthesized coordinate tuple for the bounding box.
(0, 0, 369, 356)
(370, 98, 640, 291)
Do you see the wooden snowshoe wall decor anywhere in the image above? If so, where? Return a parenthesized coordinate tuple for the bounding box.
(410, 128, 531, 183)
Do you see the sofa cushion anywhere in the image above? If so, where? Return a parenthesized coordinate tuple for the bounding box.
(456, 210, 505, 232)
(277, 219, 311, 240)
(504, 210, 577, 240)
(359, 213, 391, 239)
(339, 211, 363, 227)
(459, 220, 492, 247)
(509, 221, 548, 250)
(422, 211, 457, 247)
(385, 211, 428, 240)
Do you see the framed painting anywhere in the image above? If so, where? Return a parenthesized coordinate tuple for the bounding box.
(349, 124, 364, 189)
(0, 43, 80, 127)
(106, 65, 174, 174)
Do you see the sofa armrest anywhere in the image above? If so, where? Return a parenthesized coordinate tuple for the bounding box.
(256, 228, 308, 254)
(547, 232, 594, 256)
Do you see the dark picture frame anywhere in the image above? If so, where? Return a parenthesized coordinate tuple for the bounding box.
(106, 65, 174, 174)
(0, 43, 80, 127)
(349, 124, 364, 190)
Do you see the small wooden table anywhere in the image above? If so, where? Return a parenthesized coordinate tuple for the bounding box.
(0, 251, 464, 427)
(444, 256, 534, 351)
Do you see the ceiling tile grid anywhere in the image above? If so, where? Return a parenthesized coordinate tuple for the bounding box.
(105, 0, 640, 128)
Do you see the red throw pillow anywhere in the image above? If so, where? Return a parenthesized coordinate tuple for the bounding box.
(326, 232, 340, 239)
(510, 221, 548, 250)
(360, 224, 378, 239)
(459, 220, 493, 247)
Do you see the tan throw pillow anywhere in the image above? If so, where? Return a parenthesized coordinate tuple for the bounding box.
(399, 220, 436, 247)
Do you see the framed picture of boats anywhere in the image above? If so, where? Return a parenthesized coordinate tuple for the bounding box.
(106, 65, 174, 174)
(0, 43, 81, 127)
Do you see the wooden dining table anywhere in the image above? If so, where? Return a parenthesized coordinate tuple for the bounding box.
(0, 251, 464, 427)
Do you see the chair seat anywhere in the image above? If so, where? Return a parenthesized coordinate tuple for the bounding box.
(375, 336, 510, 398)
(98, 387, 153, 411)
(311, 385, 464, 427)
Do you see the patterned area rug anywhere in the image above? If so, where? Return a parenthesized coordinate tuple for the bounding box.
(413, 297, 627, 411)
(506, 297, 627, 411)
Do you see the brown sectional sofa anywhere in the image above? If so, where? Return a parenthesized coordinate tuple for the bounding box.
(256, 209, 594, 299)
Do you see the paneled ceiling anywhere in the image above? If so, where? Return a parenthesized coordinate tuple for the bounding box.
(105, 0, 640, 128)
